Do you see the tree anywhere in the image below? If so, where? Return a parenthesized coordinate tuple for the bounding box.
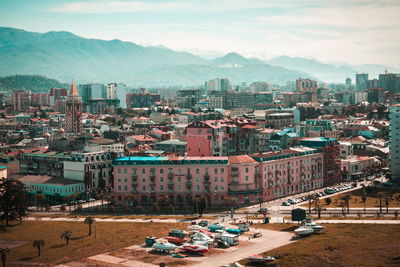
(193, 196, 207, 217)
(324, 197, 332, 206)
(384, 194, 391, 214)
(33, 240, 44, 257)
(0, 248, 10, 267)
(376, 192, 384, 214)
(306, 195, 314, 214)
(340, 194, 352, 214)
(84, 216, 95, 236)
(313, 200, 325, 219)
(0, 178, 28, 226)
(60, 230, 72, 245)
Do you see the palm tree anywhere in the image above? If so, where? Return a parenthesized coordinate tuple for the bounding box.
(340, 194, 352, 214)
(306, 195, 314, 214)
(60, 230, 72, 245)
(84, 216, 95, 236)
(376, 192, 384, 214)
(0, 248, 10, 267)
(33, 240, 44, 256)
(361, 195, 367, 213)
(384, 194, 391, 214)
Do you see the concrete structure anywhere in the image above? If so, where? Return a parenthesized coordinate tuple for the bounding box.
(65, 81, 83, 134)
(155, 139, 187, 154)
(126, 93, 160, 108)
(296, 78, 318, 102)
(113, 147, 325, 206)
(205, 78, 231, 92)
(79, 83, 107, 104)
(63, 146, 114, 188)
(265, 113, 294, 129)
(300, 137, 341, 186)
(341, 155, 377, 181)
(354, 91, 368, 104)
(19, 151, 70, 178)
(19, 175, 85, 203)
(296, 120, 340, 139)
(13, 91, 30, 112)
(379, 73, 400, 93)
(107, 83, 127, 108)
(389, 104, 400, 181)
(356, 73, 369, 91)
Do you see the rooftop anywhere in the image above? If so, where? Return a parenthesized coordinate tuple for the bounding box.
(17, 175, 82, 185)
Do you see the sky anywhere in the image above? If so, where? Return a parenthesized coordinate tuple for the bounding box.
(1, 0, 399, 67)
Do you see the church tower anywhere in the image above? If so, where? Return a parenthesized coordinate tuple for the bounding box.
(65, 80, 82, 134)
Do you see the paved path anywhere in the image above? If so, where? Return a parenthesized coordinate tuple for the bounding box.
(87, 254, 154, 267)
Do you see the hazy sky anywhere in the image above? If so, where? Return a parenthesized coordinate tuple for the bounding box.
(1, 0, 399, 67)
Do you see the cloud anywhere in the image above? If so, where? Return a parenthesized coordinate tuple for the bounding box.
(46, 1, 190, 13)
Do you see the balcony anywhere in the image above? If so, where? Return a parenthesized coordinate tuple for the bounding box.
(231, 172, 239, 177)
(168, 184, 174, 190)
(132, 181, 138, 187)
(186, 181, 192, 186)
(150, 173, 156, 181)
(187, 189, 192, 193)
(150, 181, 156, 187)
(168, 173, 174, 180)
(186, 173, 192, 180)
(132, 173, 138, 179)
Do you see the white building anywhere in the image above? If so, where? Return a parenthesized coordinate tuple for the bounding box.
(107, 83, 127, 108)
(354, 91, 368, 104)
(389, 104, 400, 181)
(63, 146, 114, 188)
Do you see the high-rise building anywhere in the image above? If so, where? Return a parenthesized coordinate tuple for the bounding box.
(49, 88, 68, 106)
(379, 73, 400, 93)
(205, 78, 231, 92)
(389, 104, 400, 181)
(355, 73, 369, 91)
(13, 91, 30, 112)
(107, 83, 127, 108)
(296, 78, 318, 102)
(65, 80, 83, 134)
(78, 83, 107, 104)
(345, 78, 352, 90)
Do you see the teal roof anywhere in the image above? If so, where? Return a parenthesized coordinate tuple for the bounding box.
(115, 156, 168, 162)
(0, 166, 7, 169)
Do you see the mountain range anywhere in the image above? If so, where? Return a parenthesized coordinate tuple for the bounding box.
(0, 27, 396, 86)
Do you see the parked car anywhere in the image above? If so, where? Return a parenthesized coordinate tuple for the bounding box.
(282, 201, 291, 206)
(287, 199, 295, 204)
(198, 220, 208, 227)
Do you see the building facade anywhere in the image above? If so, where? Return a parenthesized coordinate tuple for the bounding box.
(389, 104, 400, 181)
(65, 81, 83, 134)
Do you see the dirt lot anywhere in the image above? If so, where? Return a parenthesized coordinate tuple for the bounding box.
(0, 220, 187, 265)
(239, 224, 400, 267)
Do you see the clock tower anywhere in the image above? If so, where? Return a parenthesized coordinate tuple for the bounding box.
(65, 80, 83, 134)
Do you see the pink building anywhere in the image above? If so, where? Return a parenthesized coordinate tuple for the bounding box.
(113, 147, 325, 207)
(113, 156, 230, 207)
(254, 147, 324, 201)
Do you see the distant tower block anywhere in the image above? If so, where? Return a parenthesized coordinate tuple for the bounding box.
(65, 80, 83, 134)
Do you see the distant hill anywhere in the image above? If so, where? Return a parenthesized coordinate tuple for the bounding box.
(266, 56, 397, 82)
(0, 27, 311, 86)
(0, 74, 68, 92)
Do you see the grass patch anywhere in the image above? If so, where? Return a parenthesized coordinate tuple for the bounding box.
(239, 224, 400, 267)
(302, 188, 400, 209)
(1, 220, 187, 265)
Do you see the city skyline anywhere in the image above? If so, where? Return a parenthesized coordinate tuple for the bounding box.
(0, 0, 399, 68)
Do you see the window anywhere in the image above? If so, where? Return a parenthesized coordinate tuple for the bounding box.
(160, 169, 164, 174)
(196, 177, 200, 182)
(124, 178, 127, 182)
(142, 178, 146, 182)
(215, 185, 218, 190)
(142, 169, 146, 174)
(178, 185, 182, 191)
(118, 185, 121, 191)
(178, 177, 181, 182)
(124, 169, 127, 174)
(245, 176, 249, 181)
(142, 185, 146, 190)
(221, 177, 224, 182)
(117, 169, 121, 174)
(245, 168, 249, 173)
(196, 169, 200, 174)
(160, 177, 163, 182)
(124, 185, 128, 191)
(215, 177, 218, 182)
(221, 168, 224, 173)
(196, 185, 200, 191)
(160, 185, 164, 190)
(178, 169, 181, 174)
(214, 168, 218, 174)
